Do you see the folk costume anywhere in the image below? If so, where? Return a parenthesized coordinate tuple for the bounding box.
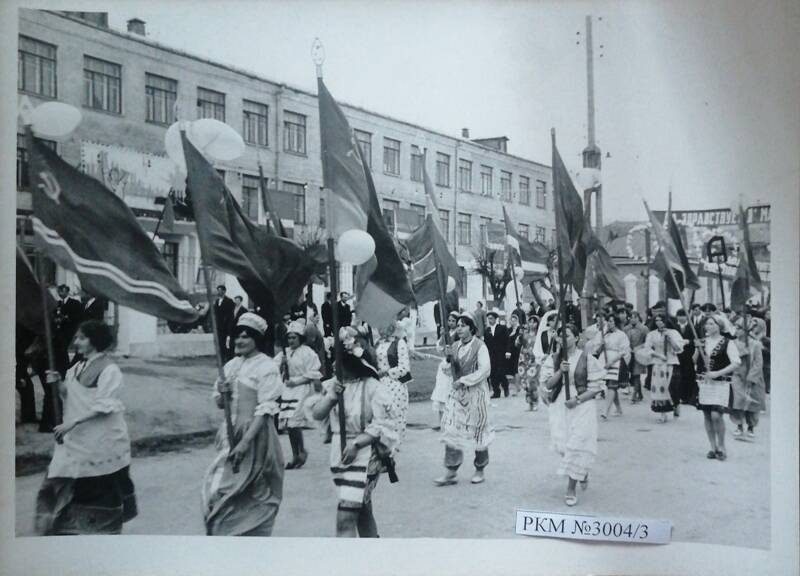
(375, 333, 411, 451)
(35, 353, 137, 535)
(644, 327, 685, 415)
(696, 336, 741, 414)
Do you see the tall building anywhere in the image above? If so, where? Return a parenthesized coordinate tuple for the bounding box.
(16, 9, 555, 353)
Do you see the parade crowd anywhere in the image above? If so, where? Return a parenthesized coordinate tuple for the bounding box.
(17, 285, 771, 537)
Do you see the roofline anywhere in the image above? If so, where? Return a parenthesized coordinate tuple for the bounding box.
(40, 10, 551, 172)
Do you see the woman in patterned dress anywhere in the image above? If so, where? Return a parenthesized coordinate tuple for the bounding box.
(433, 313, 494, 486)
(202, 313, 284, 536)
(694, 314, 742, 461)
(374, 322, 411, 453)
(644, 313, 685, 423)
(35, 320, 137, 535)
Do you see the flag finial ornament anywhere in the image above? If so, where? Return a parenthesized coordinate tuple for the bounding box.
(312, 38, 325, 78)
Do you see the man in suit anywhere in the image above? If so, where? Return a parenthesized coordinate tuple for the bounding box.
(53, 284, 81, 377)
(214, 285, 235, 360)
(321, 292, 333, 337)
(484, 310, 509, 398)
(337, 291, 353, 328)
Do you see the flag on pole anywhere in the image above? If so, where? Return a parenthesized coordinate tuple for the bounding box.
(584, 245, 625, 300)
(28, 129, 198, 324)
(646, 202, 699, 297)
(552, 141, 588, 292)
(181, 131, 316, 321)
(502, 205, 550, 282)
(406, 205, 460, 306)
(352, 142, 416, 328)
(160, 193, 176, 234)
(16, 245, 55, 336)
(318, 77, 370, 238)
(731, 204, 763, 308)
(258, 165, 287, 237)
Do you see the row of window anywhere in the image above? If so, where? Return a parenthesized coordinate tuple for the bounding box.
(19, 34, 549, 208)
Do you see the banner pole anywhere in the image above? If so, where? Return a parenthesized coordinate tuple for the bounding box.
(551, 129, 570, 400)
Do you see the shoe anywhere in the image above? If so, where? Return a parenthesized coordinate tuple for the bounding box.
(747, 429, 755, 438)
(434, 474, 458, 486)
(532, 404, 539, 412)
(600, 414, 608, 421)
(285, 460, 297, 470)
(294, 451, 308, 469)
(580, 475, 589, 491)
(613, 411, 623, 417)
(716, 450, 727, 461)
(491, 393, 501, 399)
(706, 450, 717, 459)
(673, 405, 680, 417)
(432, 425, 441, 431)
(470, 471, 485, 484)
(733, 427, 743, 437)
(565, 494, 578, 506)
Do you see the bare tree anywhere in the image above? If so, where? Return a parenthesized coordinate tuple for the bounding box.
(472, 242, 511, 307)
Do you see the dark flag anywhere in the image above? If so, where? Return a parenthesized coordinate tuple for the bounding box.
(258, 165, 287, 238)
(585, 245, 625, 300)
(502, 205, 550, 283)
(406, 214, 460, 306)
(28, 129, 198, 324)
(16, 246, 55, 335)
(731, 204, 763, 308)
(552, 142, 587, 292)
(181, 132, 316, 321)
(653, 213, 701, 298)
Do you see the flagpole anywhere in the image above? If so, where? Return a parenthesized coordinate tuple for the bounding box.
(152, 191, 171, 241)
(551, 129, 570, 400)
(644, 199, 709, 368)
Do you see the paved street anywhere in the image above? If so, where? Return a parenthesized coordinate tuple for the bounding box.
(16, 391, 770, 547)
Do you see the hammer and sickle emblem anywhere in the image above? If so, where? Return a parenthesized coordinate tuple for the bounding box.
(37, 171, 61, 204)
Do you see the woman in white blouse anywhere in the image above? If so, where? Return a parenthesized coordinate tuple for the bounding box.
(645, 313, 685, 423)
(35, 320, 137, 535)
(202, 313, 285, 535)
(375, 321, 411, 452)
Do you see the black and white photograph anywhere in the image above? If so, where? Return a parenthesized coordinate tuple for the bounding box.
(2, 1, 798, 575)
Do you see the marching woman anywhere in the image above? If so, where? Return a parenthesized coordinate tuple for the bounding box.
(644, 313, 685, 423)
(374, 321, 411, 450)
(311, 326, 401, 538)
(433, 313, 495, 487)
(202, 313, 284, 536)
(431, 311, 459, 428)
(505, 313, 525, 396)
(519, 320, 541, 411)
(694, 314, 741, 461)
(729, 318, 765, 439)
(277, 320, 322, 469)
(35, 320, 137, 535)
(539, 323, 606, 507)
(598, 314, 631, 420)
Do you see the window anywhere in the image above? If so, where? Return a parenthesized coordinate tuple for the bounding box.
(284, 111, 307, 154)
(18, 36, 57, 98)
(480, 165, 493, 196)
(83, 56, 121, 113)
(551, 228, 557, 248)
(410, 203, 426, 228)
(535, 226, 546, 244)
(439, 209, 450, 240)
(536, 180, 547, 209)
(519, 176, 531, 205)
(501, 171, 512, 202)
(458, 213, 471, 245)
(383, 138, 401, 175)
(197, 87, 225, 121)
(458, 159, 472, 192)
(17, 133, 55, 190)
(284, 181, 306, 223)
(354, 129, 372, 168)
(382, 199, 400, 232)
(518, 223, 530, 240)
(145, 73, 176, 125)
(410, 146, 424, 182)
(241, 174, 260, 220)
(161, 241, 179, 278)
(479, 216, 492, 243)
(243, 100, 268, 146)
(436, 153, 450, 187)
(319, 197, 326, 228)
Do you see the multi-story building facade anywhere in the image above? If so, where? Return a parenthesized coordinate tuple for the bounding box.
(16, 10, 555, 352)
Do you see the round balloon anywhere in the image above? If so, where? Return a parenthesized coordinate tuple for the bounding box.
(446, 276, 457, 292)
(337, 229, 375, 265)
(30, 102, 82, 138)
(191, 118, 245, 161)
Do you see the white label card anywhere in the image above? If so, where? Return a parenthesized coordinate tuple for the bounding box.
(515, 510, 672, 544)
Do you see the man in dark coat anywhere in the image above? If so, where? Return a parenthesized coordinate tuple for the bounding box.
(213, 285, 235, 360)
(484, 310, 509, 398)
(53, 284, 81, 377)
(337, 291, 353, 328)
(321, 292, 333, 337)
(674, 308, 698, 404)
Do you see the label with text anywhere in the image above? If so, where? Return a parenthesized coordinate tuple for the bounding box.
(516, 510, 671, 544)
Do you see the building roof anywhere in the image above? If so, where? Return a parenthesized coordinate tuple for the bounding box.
(42, 10, 551, 171)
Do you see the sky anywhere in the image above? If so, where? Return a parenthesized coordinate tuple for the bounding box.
(102, 0, 798, 222)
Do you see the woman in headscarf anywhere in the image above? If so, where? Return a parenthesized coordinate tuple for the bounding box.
(430, 311, 460, 428)
(311, 326, 400, 537)
(729, 317, 765, 439)
(539, 323, 606, 506)
(433, 313, 494, 487)
(202, 313, 284, 536)
(644, 312, 685, 423)
(374, 321, 411, 450)
(277, 319, 322, 469)
(35, 320, 137, 535)
(694, 314, 741, 461)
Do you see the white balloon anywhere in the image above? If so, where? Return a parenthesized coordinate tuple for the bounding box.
(192, 118, 245, 161)
(337, 229, 375, 265)
(446, 276, 457, 292)
(30, 102, 82, 138)
(577, 167, 602, 190)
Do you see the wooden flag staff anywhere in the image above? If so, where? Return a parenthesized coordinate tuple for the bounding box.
(550, 129, 570, 401)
